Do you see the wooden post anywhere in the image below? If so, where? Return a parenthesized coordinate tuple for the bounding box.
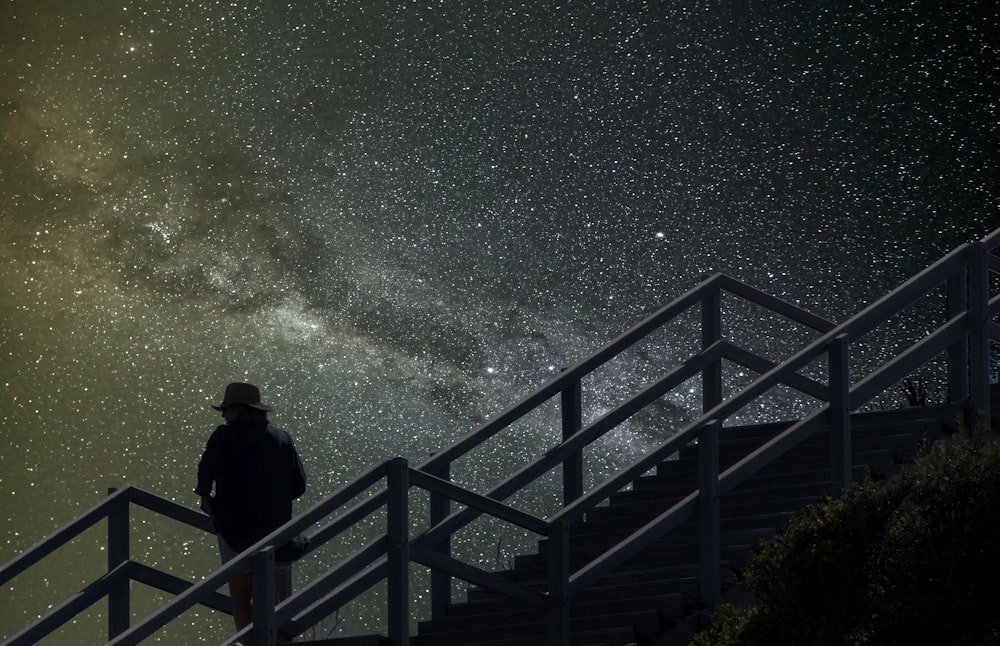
(561, 378, 584, 504)
(968, 241, 991, 437)
(386, 458, 410, 646)
(107, 488, 130, 640)
(947, 267, 970, 404)
(698, 422, 720, 609)
(702, 285, 723, 415)
(429, 458, 451, 621)
(252, 546, 277, 646)
(547, 520, 570, 646)
(829, 335, 851, 492)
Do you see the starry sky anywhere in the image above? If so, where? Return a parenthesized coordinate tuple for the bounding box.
(1, 1, 998, 641)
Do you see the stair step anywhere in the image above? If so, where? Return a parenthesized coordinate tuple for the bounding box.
(293, 636, 388, 646)
(656, 447, 900, 482)
(657, 417, 942, 475)
(609, 477, 830, 509)
(567, 505, 798, 541)
(412, 610, 655, 645)
(675, 431, 923, 466)
(468, 563, 707, 599)
(535, 523, 777, 559)
(651, 450, 899, 492)
(594, 492, 823, 525)
(423, 594, 681, 633)
(412, 625, 638, 646)
(448, 591, 684, 619)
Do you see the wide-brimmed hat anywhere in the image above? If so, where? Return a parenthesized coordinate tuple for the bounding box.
(212, 382, 273, 412)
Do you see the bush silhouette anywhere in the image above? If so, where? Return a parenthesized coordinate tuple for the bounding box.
(693, 426, 1000, 646)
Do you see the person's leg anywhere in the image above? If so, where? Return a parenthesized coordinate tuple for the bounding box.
(276, 564, 294, 643)
(218, 535, 254, 631)
(228, 571, 254, 630)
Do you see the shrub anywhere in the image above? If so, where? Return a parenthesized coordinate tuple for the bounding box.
(867, 427, 1000, 645)
(692, 426, 1000, 646)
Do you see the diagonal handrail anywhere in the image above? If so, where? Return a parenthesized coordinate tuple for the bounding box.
(553, 234, 998, 599)
(0, 487, 132, 588)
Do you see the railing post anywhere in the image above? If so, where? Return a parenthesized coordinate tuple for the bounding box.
(702, 282, 723, 415)
(107, 487, 130, 640)
(947, 266, 970, 404)
(968, 241, 991, 436)
(829, 334, 851, 492)
(386, 457, 410, 646)
(561, 377, 584, 504)
(428, 457, 451, 621)
(252, 546, 277, 646)
(547, 520, 570, 646)
(698, 421, 720, 609)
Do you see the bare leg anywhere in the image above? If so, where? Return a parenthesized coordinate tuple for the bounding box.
(229, 567, 293, 639)
(276, 565, 294, 643)
(228, 571, 254, 630)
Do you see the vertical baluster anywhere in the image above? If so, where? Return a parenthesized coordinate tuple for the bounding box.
(702, 284, 723, 415)
(829, 334, 851, 492)
(429, 458, 451, 621)
(561, 378, 583, 504)
(969, 241, 991, 437)
(252, 546, 276, 646)
(107, 488, 130, 640)
(698, 421, 720, 609)
(699, 279, 722, 611)
(386, 458, 410, 646)
(547, 520, 570, 646)
(947, 266, 970, 404)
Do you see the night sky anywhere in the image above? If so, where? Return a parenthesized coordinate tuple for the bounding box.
(1, 1, 998, 642)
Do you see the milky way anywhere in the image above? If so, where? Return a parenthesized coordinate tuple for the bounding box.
(1, 1, 997, 641)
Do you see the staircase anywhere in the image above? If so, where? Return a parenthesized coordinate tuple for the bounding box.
(1, 228, 997, 646)
(406, 406, 964, 646)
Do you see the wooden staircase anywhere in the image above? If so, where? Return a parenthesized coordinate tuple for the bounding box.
(6, 231, 995, 646)
(394, 405, 964, 646)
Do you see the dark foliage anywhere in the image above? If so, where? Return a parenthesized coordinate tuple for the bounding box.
(692, 427, 1000, 646)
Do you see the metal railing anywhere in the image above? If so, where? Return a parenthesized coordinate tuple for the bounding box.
(2, 228, 997, 646)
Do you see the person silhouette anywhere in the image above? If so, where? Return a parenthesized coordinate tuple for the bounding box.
(195, 382, 307, 633)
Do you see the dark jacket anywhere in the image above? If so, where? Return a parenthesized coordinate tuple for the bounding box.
(195, 419, 307, 551)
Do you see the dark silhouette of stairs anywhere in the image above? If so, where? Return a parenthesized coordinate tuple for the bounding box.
(397, 405, 963, 646)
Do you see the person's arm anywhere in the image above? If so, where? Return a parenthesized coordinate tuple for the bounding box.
(194, 426, 224, 509)
(291, 445, 307, 499)
(200, 495, 216, 519)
